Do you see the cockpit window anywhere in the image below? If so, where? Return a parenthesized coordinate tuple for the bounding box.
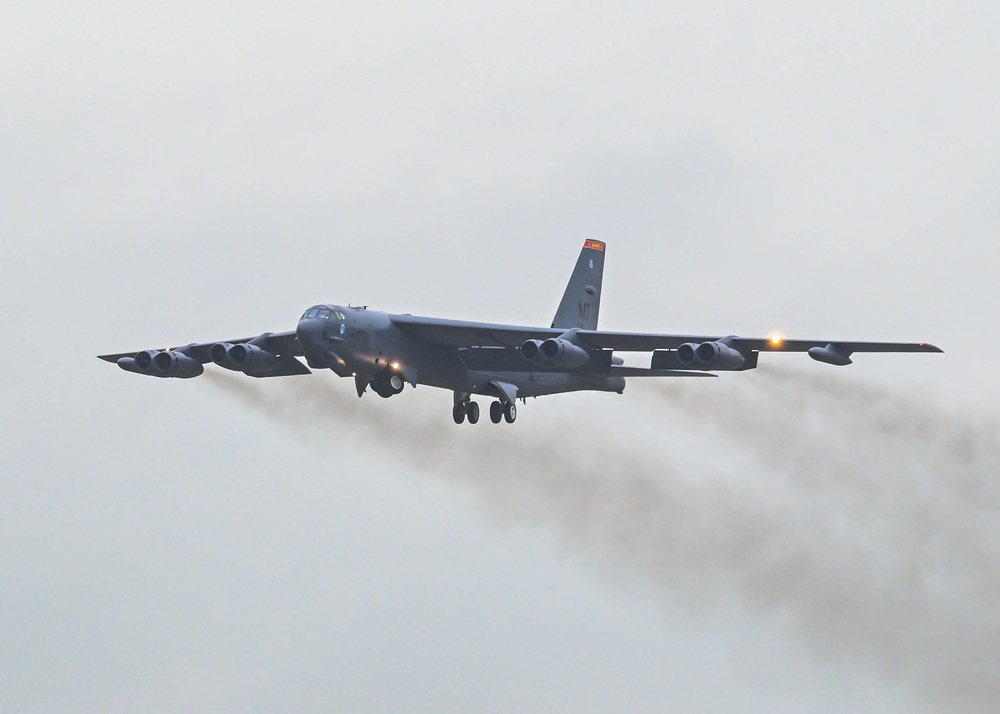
(302, 307, 345, 320)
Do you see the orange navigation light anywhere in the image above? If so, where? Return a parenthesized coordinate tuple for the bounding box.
(770, 334, 783, 347)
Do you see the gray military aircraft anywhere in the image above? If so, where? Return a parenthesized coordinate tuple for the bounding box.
(99, 240, 941, 424)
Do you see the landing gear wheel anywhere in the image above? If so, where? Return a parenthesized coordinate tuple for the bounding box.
(452, 403, 466, 424)
(503, 402, 517, 424)
(466, 401, 480, 424)
(489, 401, 503, 424)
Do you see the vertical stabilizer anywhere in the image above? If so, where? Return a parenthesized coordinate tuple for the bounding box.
(551, 240, 605, 330)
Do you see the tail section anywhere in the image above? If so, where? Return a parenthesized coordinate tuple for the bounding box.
(551, 240, 605, 330)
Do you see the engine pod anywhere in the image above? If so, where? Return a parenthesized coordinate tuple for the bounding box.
(151, 350, 204, 378)
(538, 338, 590, 368)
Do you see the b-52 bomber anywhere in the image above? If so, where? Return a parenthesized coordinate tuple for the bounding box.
(99, 240, 941, 424)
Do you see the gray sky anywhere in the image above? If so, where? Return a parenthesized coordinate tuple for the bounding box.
(3, 2, 999, 712)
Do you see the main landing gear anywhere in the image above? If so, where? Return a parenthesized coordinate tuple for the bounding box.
(489, 400, 516, 424)
(453, 394, 516, 425)
(453, 400, 480, 424)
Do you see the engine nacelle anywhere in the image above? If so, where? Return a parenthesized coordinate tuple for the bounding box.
(519, 339, 543, 361)
(538, 338, 590, 368)
(521, 338, 590, 368)
(676, 342, 700, 365)
(217, 342, 282, 375)
(209, 342, 240, 370)
(121, 350, 203, 378)
(117, 356, 149, 375)
(694, 341, 746, 370)
(676, 341, 745, 370)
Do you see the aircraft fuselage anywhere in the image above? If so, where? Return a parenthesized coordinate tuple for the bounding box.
(294, 305, 625, 401)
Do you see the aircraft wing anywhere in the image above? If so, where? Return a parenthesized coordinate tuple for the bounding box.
(97, 330, 304, 363)
(391, 315, 563, 347)
(97, 330, 310, 375)
(391, 315, 941, 355)
(574, 331, 942, 354)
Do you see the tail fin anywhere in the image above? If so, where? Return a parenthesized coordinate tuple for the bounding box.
(551, 240, 606, 330)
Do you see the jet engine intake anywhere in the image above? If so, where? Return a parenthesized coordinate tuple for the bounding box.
(538, 338, 590, 368)
(120, 350, 203, 378)
(676, 343, 700, 365)
(209, 342, 239, 370)
(520, 337, 590, 368)
(676, 341, 745, 370)
(519, 339, 543, 361)
(212, 342, 282, 375)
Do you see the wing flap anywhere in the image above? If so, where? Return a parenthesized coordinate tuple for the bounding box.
(246, 355, 312, 377)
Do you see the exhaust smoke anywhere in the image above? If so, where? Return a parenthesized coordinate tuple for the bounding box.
(201, 368, 1000, 711)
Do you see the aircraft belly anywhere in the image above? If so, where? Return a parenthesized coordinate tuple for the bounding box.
(472, 371, 624, 398)
(297, 317, 626, 399)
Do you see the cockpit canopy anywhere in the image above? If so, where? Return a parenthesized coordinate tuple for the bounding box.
(301, 306, 347, 320)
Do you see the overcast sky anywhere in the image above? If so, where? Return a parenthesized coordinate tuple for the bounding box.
(3, 3, 999, 712)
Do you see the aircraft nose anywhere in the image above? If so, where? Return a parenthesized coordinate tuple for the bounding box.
(296, 315, 321, 343)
